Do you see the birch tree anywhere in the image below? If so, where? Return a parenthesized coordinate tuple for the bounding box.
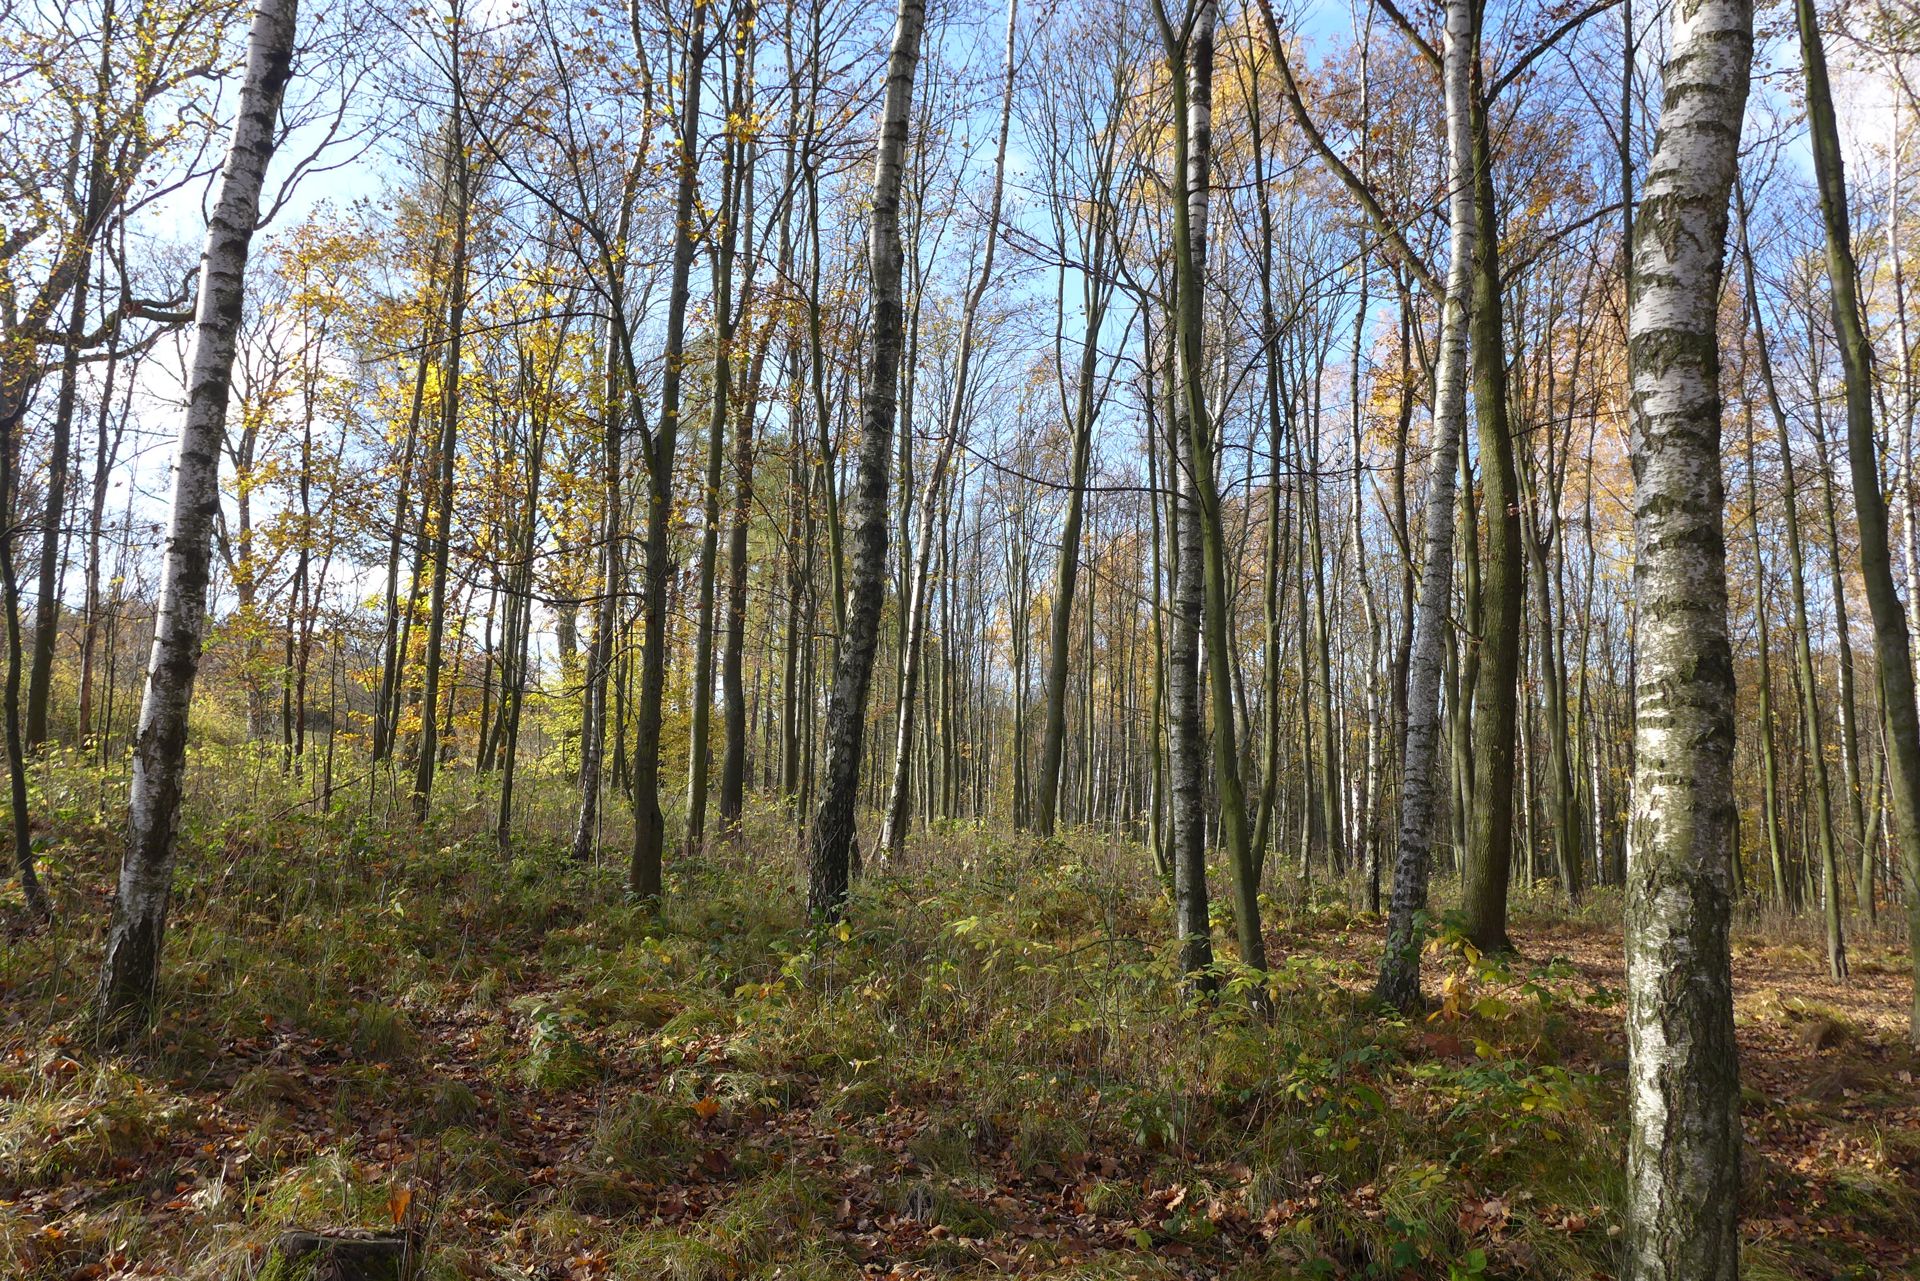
(1256, 0, 1466, 1010)
(1620, 0, 1752, 1270)
(805, 0, 925, 920)
(878, 0, 1015, 864)
(92, 0, 300, 1043)
(1369, 0, 1470, 1011)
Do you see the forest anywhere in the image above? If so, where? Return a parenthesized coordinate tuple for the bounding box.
(2, 0, 1919, 1274)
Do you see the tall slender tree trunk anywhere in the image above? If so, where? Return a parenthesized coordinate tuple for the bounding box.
(1737, 187, 1847, 978)
(26, 273, 91, 750)
(1744, 399, 1791, 907)
(688, 32, 753, 853)
(77, 303, 127, 743)
(804, 0, 924, 920)
(91, 0, 298, 1041)
(1163, 330, 1214, 988)
(720, 16, 770, 832)
(630, 0, 708, 901)
(572, 340, 624, 863)
(1373, 0, 1472, 1010)
(497, 408, 546, 850)
(1797, 0, 1920, 1039)
(370, 300, 438, 766)
(879, 0, 1014, 862)
(1458, 61, 1524, 955)
(1159, 0, 1263, 976)
(1620, 0, 1751, 1269)
(411, 35, 471, 821)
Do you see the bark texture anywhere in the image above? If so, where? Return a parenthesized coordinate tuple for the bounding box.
(1621, 0, 1751, 1271)
(630, 0, 707, 901)
(878, 0, 1014, 863)
(1375, 0, 1472, 1011)
(92, 0, 298, 1042)
(1796, 0, 1920, 1043)
(805, 0, 925, 920)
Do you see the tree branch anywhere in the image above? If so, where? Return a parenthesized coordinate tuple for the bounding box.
(1253, 0, 1442, 297)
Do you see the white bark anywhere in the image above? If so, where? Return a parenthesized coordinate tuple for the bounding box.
(1167, 350, 1213, 983)
(1622, 0, 1752, 1271)
(806, 0, 925, 918)
(93, 0, 299, 1042)
(878, 0, 1016, 864)
(1375, 0, 1472, 1010)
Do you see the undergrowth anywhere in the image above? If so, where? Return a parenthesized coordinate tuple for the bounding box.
(0, 754, 1914, 1278)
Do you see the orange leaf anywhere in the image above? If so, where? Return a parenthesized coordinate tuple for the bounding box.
(692, 1096, 720, 1120)
(387, 1185, 413, 1225)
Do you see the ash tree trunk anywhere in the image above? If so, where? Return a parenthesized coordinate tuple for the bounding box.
(92, 0, 298, 1044)
(26, 274, 91, 752)
(687, 21, 752, 855)
(629, 0, 708, 902)
(1620, 0, 1751, 1272)
(570, 350, 623, 864)
(805, 0, 925, 920)
(411, 28, 471, 822)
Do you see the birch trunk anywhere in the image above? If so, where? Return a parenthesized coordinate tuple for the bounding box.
(1160, 0, 1262, 976)
(1621, 0, 1750, 1268)
(1165, 337, 1214, 988)
(878, 0, 1014, 863)
(1375, 0, 1472, 1010)
(805, 0, 924, 919)
(92, 0, 297, 1042)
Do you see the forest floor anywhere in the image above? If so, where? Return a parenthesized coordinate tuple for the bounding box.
(2, 762, 1917, 1280)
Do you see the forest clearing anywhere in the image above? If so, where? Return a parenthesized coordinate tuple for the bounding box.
(5, 0, 1920, 1273)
